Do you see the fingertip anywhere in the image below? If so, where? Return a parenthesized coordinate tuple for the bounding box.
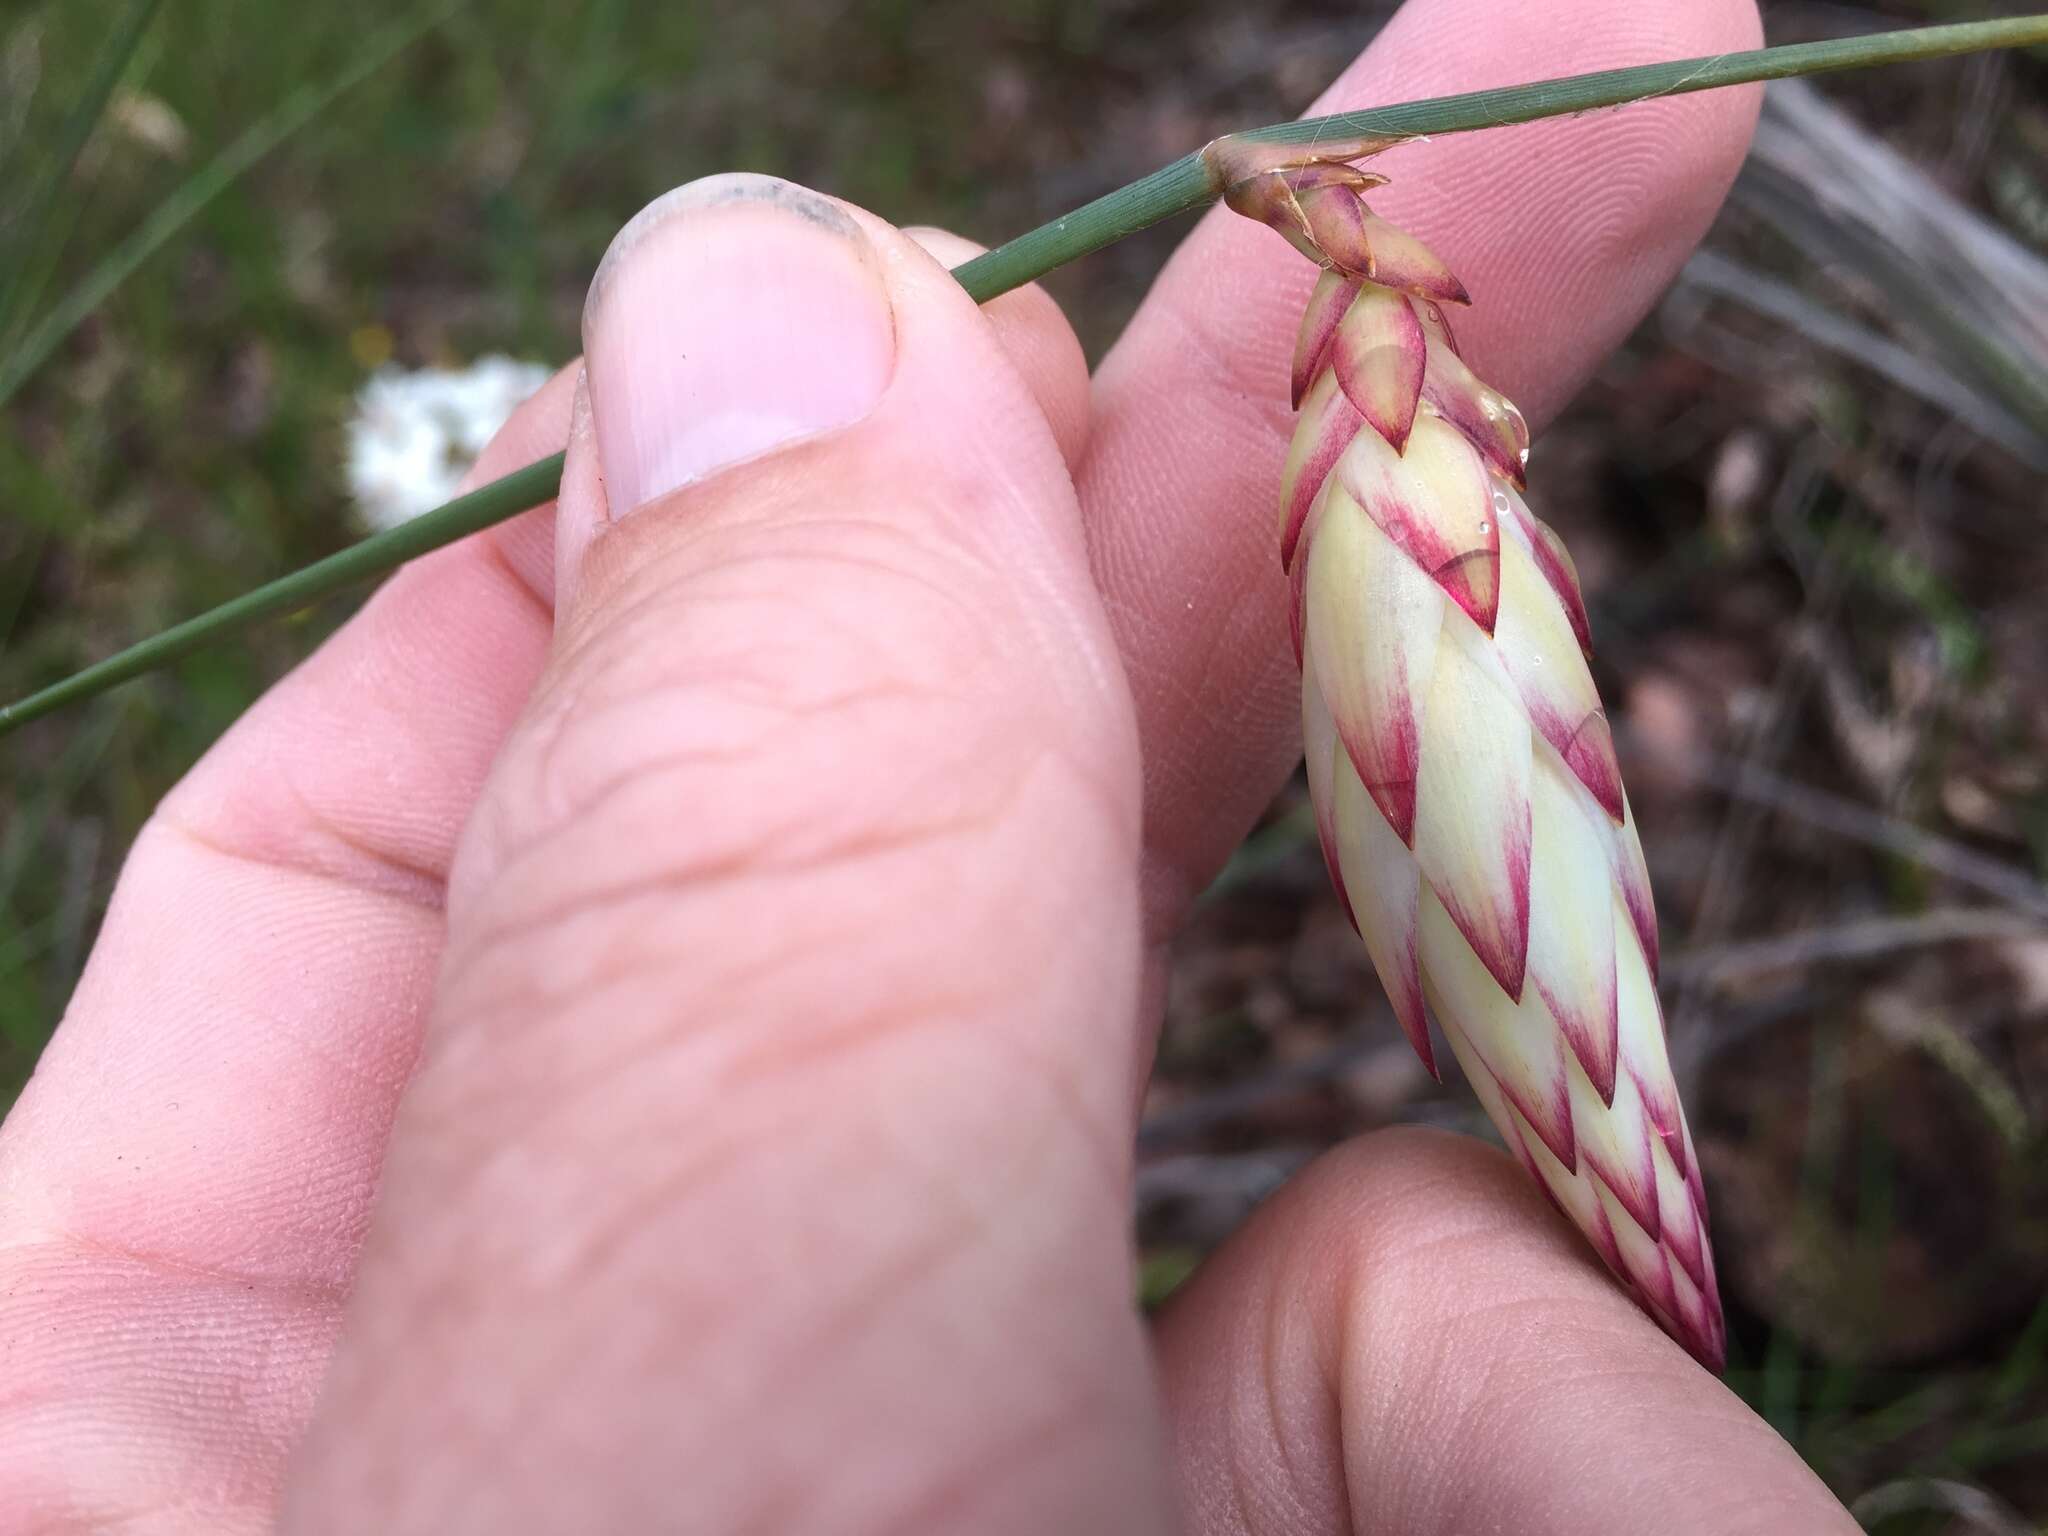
(905, 224, 1091, 470)
(899, 224, 988, 269)
(1155, 1126, 1857, 1536)
(580, 175, 897, 522)
(560, 179, 1092, 630)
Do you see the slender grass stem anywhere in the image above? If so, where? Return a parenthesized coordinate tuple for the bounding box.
(4, 13, 2047, 737)
(0, 459, 562, 733)
(950, 15, 2048, 302)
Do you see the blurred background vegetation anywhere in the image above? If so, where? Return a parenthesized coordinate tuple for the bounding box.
(4, 0, 2048, 1526)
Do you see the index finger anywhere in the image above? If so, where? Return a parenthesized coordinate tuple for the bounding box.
(1079, 0, 1763, 933)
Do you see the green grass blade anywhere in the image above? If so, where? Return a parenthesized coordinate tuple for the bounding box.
(4, 13, 2046, 736)
(0, 0, 467, 412)
(1735, 163, 2048, 445)
(0, 0, 166, 340)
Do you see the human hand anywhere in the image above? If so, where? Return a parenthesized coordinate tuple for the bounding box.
(0, 0, 1862, 1530)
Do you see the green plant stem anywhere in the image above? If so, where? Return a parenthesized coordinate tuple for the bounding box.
(955, 14, 2048, 300)
(0, 460, 563, 734)
(5, 12, 2047, 737)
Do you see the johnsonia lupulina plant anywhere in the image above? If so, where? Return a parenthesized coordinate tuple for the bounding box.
(1212, 134, 1724, 1370)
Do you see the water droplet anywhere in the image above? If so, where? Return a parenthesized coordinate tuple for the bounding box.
(1491, 489, 1511, 517)
(1477, 520, 1490, 535)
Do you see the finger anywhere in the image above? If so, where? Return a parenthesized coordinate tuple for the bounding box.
(1079, 0, 1763, 931)
(905, 225, 1091, 470)
(1153, 1129, 1857, 1536)
(283, 177, 1171, 1532)
(558, 230, 1095, 610)
(0, 367, 576, 1529)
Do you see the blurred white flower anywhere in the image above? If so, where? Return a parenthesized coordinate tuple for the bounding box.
(346, 355, 553, 531)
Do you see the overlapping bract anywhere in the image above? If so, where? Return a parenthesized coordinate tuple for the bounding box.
(1231, 148, 1725, 1369)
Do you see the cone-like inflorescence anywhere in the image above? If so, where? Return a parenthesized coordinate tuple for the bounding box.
(1215, 137, 1724, 1370)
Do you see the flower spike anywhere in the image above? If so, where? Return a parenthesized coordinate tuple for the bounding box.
(1223, 136, 1724, 1371)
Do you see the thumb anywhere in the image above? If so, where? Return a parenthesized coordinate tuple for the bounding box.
(283, 176, 1170, 1530)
